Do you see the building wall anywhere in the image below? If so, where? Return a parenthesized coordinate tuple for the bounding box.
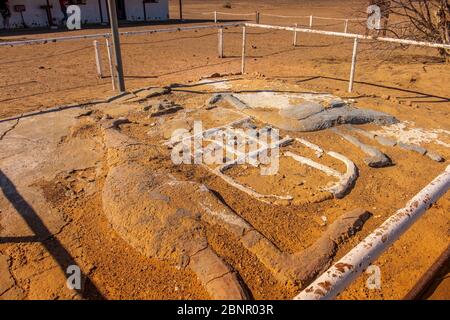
(0, 0, 169, 29)
(125, 0, 169, 21)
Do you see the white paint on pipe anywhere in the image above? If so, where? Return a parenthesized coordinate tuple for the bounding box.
(293, 23, 298, 47)
(348, 37, 358, 93)
(218, 28, 224, 58)
(241, 26, 247, 75)
(93, 40, 103, 79)
(106, 38, 116, 91)
(244, 23, 450, 50)
(295, 164, 450, 300)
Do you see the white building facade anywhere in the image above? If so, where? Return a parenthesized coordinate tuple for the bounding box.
(0, 0, 169, 29)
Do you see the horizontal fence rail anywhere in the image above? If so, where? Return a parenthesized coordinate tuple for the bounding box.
(261, 13, 365, 21)
(244, 23, 450, 49)
(0, 22, 242, 47)
(243, 23, 450, 92)
(1, 22, 449, 94)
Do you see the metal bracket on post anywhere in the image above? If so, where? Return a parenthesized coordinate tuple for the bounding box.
(241, 26, 247, 75)
(348, 37, 359, 93)
(218, 27, 224, 58)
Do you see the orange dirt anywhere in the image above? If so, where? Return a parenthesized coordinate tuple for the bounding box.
(0, 0, 449, 300)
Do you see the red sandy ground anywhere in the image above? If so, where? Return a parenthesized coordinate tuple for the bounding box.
(0, 0, 449, 300)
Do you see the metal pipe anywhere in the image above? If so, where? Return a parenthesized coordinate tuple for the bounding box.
(309, 15, 313, 28)
(295, 164, 450, 300)
(107, 0, 125, 92)
(241, 26, 247, 74)
(403, 244, 450, 300)
(214, 11, 218, 23)
(93, 40, 104, 78)
(344, 19, 348, 33)
(0, 23, 242, 47)
(293, 23, 298, 47)
(244, 23, 450, 50)
(106, 38, 116, 91)
(4, 23, 450, 51)
(348, 37, 358, 93)
(218, 28, 224, 58)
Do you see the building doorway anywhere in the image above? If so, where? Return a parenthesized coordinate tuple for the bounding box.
(116, 0, 126, 20)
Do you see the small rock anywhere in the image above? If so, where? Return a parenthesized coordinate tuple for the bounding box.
(203, 72, 221, 79)
(374, 135, 397, 147)
(273, 199, 291, 206)
(328, 100, 346, 109)
(398, 142, 427, 155)
(111, 117, 131, 128)
(425, 151, 444, 162)
(141, 87, 171, 99)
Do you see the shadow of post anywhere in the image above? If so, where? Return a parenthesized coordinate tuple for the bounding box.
(0, 170, 104, 299)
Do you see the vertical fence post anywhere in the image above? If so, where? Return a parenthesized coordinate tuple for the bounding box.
(218, 27, 224, 58)
(256, 11, 260, 24)
(106, 38, 116, 91)
(293, 23, 298, 47)
(241, 26, 247, 75)
(107, 0, 125, 92)
(309, 15, 313, 28)
(214, 11, 218, 23)
(344, 19, 349, 33)
(348, 37, 359, 93)
(93, 40, 103, 78)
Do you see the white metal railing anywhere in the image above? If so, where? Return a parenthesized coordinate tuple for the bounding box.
(242, 23, 450, 92)
(0, 22, 241, 47)
(295, 164, 450, 300)
(2, 22, 449, 94)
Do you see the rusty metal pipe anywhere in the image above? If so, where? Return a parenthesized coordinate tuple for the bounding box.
(295, 164, 450, 300)
(403, 244, 450, 300)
